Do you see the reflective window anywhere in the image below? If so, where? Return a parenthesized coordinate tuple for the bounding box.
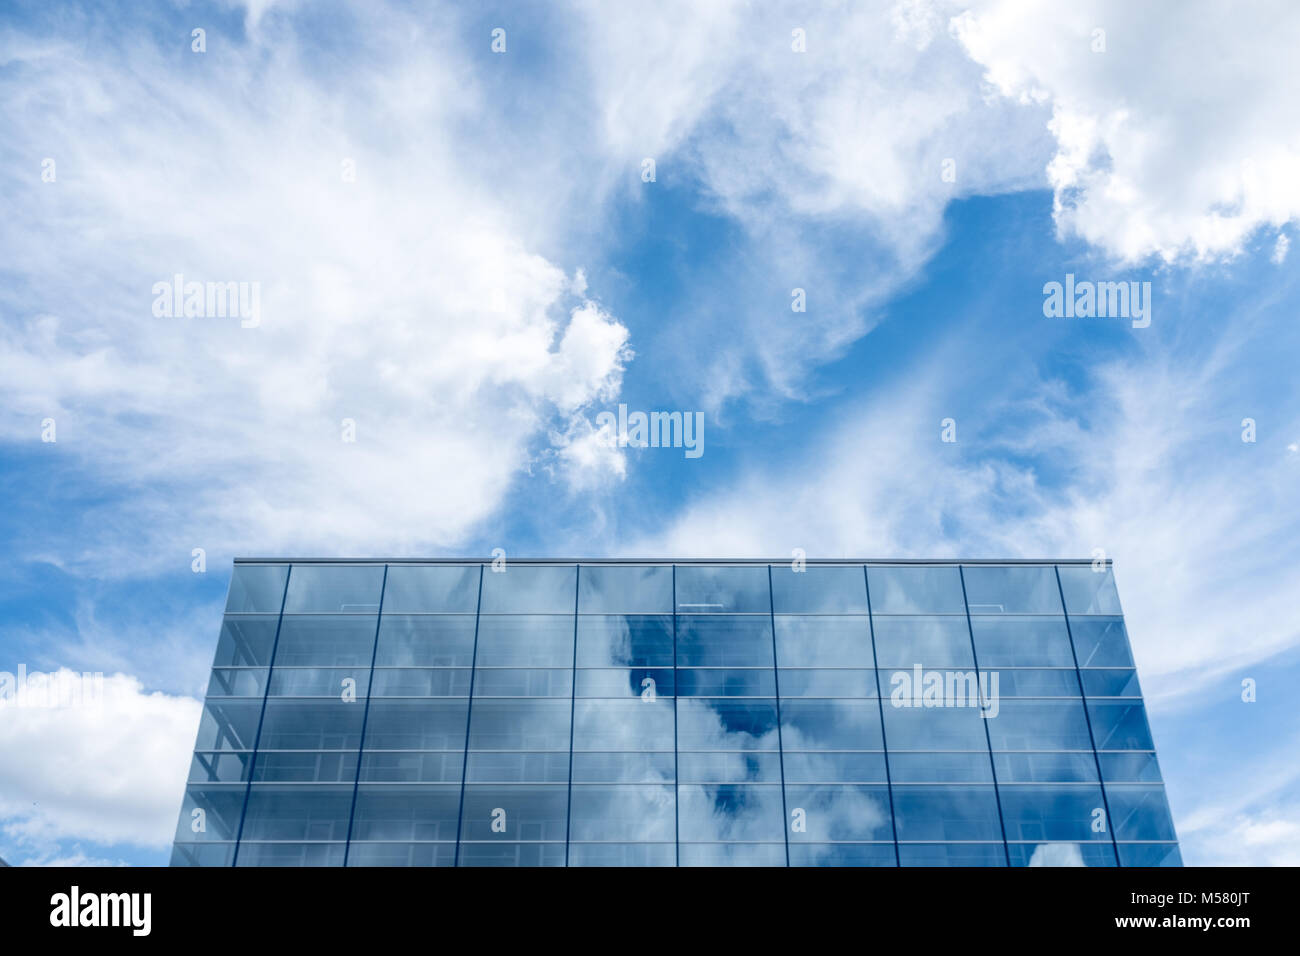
(1006, 843, 1116, 867)
(985, 700, 1093, 751)
(676, 616, 773, 667)
(783, 785, 892, 841)
(283, 564, 384, 613)
(1069, 618, 1134, 667)
(578, 565, 673, 613)
(1057, 565, 1123, 615)
(475, 616, 574, 667)
(374, 615, 476, 667)
(867, 566, 965, 614)
(273, 616, 377, 667)
(213, 617, 279, 667)
(350, 785, 460, 841)
(891, 786, 1003, 841)
(478, 565, 576, 613)
(970, 616, 1073, 666)
(380, 565, 480, 613)
(962, 565, 1062, 614)
(898, 843, 1006, 867)
(872, 617, 974, 668)
(576, 616, 673, 667)
(771, 565, 868, 613)
(998, 784, 1109, 841)
(674, 565, 770, 612)
(676, 698, 780, 751)
(1087, 700, 1155, 750)
(774, 616, 873, 667)
(1108, 785, 1178, 841)
(226, 564, 289, 613)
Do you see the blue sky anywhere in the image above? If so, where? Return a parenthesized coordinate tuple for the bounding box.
(1, 0, 1298, 866)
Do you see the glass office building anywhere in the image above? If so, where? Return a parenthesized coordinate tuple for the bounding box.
(172, 559, 1180, 867)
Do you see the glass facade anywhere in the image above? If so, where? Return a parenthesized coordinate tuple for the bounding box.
(172, 560, 1180, 867)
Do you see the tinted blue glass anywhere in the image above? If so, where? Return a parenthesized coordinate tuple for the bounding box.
(374, 615, 476, 666)
(962, 565, 1062, 614)
(1057, 565, 1123, 615)
(349, 785, 460, 841)
(236, 843, 346, 867)
(359, 752, 463, 783)
(567, 843, 675, 866)
(779, 699, 884, 750)
(568, 785, 676, 841)
(239, 785, 352, 840)
(867, 566, 965, 614)
(175, 785, 244, 841)
(459, 785, 568, 840)
(1108, 785, 1178, 841)
(475, 616, 574, 667)
(1079, 669, 1142, 696)
(189, 752, 255, 783)
(790, 844, 896, 866)
(578, 565, 673, 613)
(674, 565, 770, 612)
(253, 752, 358, 782)
(1116, 843, 1182, 867)
(362, 699, 469, 750)
(771, 565, 868, 613)
(778, 669, 878, 697)
(192, 701, 261, 751)
(1007, 843, 1116, 867)
(1098, 752, 1163, 783)
(1088, 700, 1155, 750)
(782, 751, 889, 782)
(571, 752, 676, 783)
(467, 699, 572, 750)
(258, 699, 365, 749)
(273, 616, 377, 667)
(226, 564, 289, 613)
(676, 752, 782, 783)
(678, 843, 786, 866)
(888, 752, 993, 783)
(985, 699, 1093, 751)
(784, 785, 892, 841)
(346, 844, 456, 867)
(269, 668, 369, 697)
(283, 564, 384, 613)
(472, 668, 572, 697)
(892, 786, 1003, 841)
(458, 843, 566, 867)
(467, 752, 571, 783)
(676, 616, 773, 666)
(575, 668, 674, 698)
(676, 668, 776, 696)
(881, 702, 990, 750)
(207, 668, 267, 697)
(871, 617, 974, 667)
(213, 617, 278, 667)
(676, 698, 780, 750)
(993, 752, 1098, 783)
(478, 565, 576, 613)
(171, 844, 237, 867)
(572, 699, 675, 750)
(380, 565, 480, 612)
(677, 784, 785, 841)
(971, 616, 1074, 666)
(774, 616, 873, 667)
(1069, 618, 1134, 667)
(576, 616, 674, 667)
(898, 843, 1005, 866)
(993, 669, 1081, 696)
(369, 668, 471, 697)
(998, 784, 1109, 841)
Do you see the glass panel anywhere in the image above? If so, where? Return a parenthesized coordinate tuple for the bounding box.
(374, 615, 476, 667)
(578, 565, 673, 613)
(236, 843, 346, 867)
(478, 565, 576, 614)
(467, 752, 571, 783)
(970, 616, 1074, 666)
(268, 668, 370, 698)
(346, 844, 455, 867)
(993, 669, 1081, 697)
(572, 699, 675, 751)
(475, 616, 574, 667)
(677, 784, 785, 841)
(459, 785, 569, 840)
(467, 699, 572, 751)
(568, 785, 676, 841)
(881, 702, 990, 750)
(993, 752, 1098, 783)
(206, 668, 268, 698)
(567, 843, 675, 866)
(1108, 785, 1178, 841)
(349, 785, 460, 841)
(283, 564, 384, 613)
(175, 785, 245, 841)
(676, 698, 780, 751)
(1088, 700, 1155, 750)
(871, 617, 974, 668)
(252, 751, 358, 782)
(359, 752, 464, 783)
(472, 668, 572, 697)
(962, 565, 1062, 614)
(898, 843, 1006, 866)
(1070, 618, 1134, 667)
(678, 843, 786, 866)
(985, 700, 1093, 751)
(770, 565, 868, 613)
(379, 565, 480, 613)
(675, 616, 773, 667)
(676, 752, 781, 783)
(674, 565, 770, 612)
(368, 668, 471, 697)
(1057, 565, 1123, 615)
(1007, 843, 1116, 867)
(226, 564, 289, 613)
(576, 616, 674, 667)
(1098, 752, 1163, 783)
(790, 844, 896, 866)
(170, 843, 237, 867)
(779, 699, 884, 750)
(239, 785, 353, 840)
(189, 752, 255, 783)
(570, 752, 675, 783)
(363, 699, 469, 750)
(773, 616, 873, 667)
(779, 752, 888, 783)
(457, 843, 566, 867)
(575, 668, 674, 698)
(273, 616, 377, 667)
(676, 668, 776, 696)
(867, 566, 965, 614)
(193, 701, 262, 751)
(784, 785, 892, 841)
(213, 617, 279, 667)
(1079, 669, 1142, 697)
(258, 699, 365, 750)
(888, 752, 993, 783)
(778, 669, 878, 697)
(998, 784, 1110, 841)
(1116, 843, 1182, 867)
(891, 786, 1003, 841)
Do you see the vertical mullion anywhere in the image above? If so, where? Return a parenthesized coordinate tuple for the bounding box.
(768, 564, 790, 867)
(231, 565, 291, 867)
(1055, 564, 1121, 866)
(342, 564, 387, 866)
(453, 564, 485, 868)
(864, 566, 901, 866)
(564, 564, 580, 866)
(958, 565, 1012, 867)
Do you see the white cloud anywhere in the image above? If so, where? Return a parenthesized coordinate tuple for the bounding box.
(953, 0, 1300, 263)
(0, 671, 200, 850)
